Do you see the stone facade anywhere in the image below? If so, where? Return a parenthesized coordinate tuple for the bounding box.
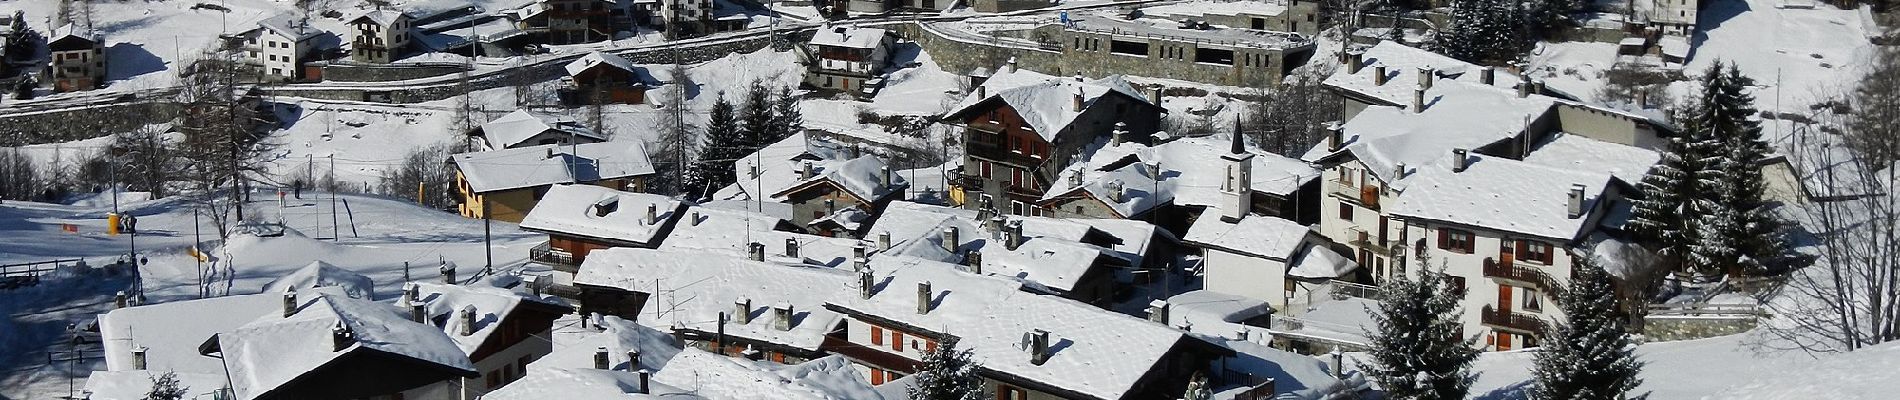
(892, 22, 1315, 87)
(319, 62, 472, 83)
(1642, 315, 1758, 342)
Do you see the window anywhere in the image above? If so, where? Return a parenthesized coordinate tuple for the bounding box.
(998, 385, 1028, 400)
(1338, 203, 1354, 221)
(486, 371, 502, 389)
(1012, 201, 1026, 216)
(1520, 240, 1554, 264)
(1522, 288, 1542, 312)
(1447, 275, 1467, 297)
(980, 161, 992, 178)
(870, 326, 884, 345)
(925, 339, 938, 353)
(1438, 228, 1474, 254)
(870, 369, 886, 385)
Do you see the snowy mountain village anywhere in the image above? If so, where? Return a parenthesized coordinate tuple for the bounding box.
(0, 0, 1894, 398)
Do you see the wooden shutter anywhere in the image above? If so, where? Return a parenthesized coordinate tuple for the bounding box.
(1515, 240, 1529, 262)
(1437, 228, 1450, 250)
(926, 339, 938, 354)
(891, 331, 905, 351)
(870, 326, 883, 346)
(871, 369, 885, 385)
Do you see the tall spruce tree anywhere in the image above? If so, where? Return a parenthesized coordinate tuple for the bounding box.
(686, 95, 742, 199)
(770, 86, 806, 145)
(739, 81, 776, 152)
(1362, 253, 1480, 400)
(908, 337, 985, 400)
(1683, 62, 1785, 276)
(1532, 254, 1644, 400)
(1437, 0, 1528, 65)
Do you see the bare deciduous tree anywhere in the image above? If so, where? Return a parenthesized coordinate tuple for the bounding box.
(173, 50, 273, 238)
(646, 64, 696, 195)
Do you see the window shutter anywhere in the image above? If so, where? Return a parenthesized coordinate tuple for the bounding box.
(1437, 228, 1449, 249)
(891, 331, 904, 351)
(870, 326, 883, 346)
(1515, 240, 1529, 261)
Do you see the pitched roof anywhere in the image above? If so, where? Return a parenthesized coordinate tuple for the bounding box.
(869, 202, 1118, 294)
(255, 13, 324, 41)
(519, 184, 683, 245)
(1387, 155, 1616, 241)
(809, 26, 889, 49)
(1322, 40, 1525, 107)
(652, 350, 886, 399)
(451, 141, 654, 193)
(947, 71, 1156, 142)
(1302, 78, 1558, 186)
(565, 51, 640, 77)
(96, 294, 282, 375)
(483, 367, 700, 400)
(828, 256, 1192, 400)
(573, 248, 853, 352)
(1040, 161, 1167, 218)
(221, 291, 476, 400)
(351, 9, 409, 26)
(726, 133, 905, 204)
(1520, 133, 1661, 185)
(409, 279, 571, 358)
(261, 261, 376, 300)
(1182, 214, 1313, 261)
(660, 204, 869, 269)
(1065, 136, 1320, 208)
(479, 109, 608, 149)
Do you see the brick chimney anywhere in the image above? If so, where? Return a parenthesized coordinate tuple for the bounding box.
(594, 346, 610, 369)
(965, 250, 983, 275)
(1326, 123, 1343, 151)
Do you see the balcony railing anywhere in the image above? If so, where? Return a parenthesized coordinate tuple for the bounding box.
(1482, 258, 1565, 297)
(529, 242, 580, 273)
(1481, 305, 1546, 333)
(1345, 226, 1393, 254)
(1329, 179, 1380, 209)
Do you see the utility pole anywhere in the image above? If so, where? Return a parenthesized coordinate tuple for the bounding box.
(483, 196, 492, 280)
(330, 155, 338, 242)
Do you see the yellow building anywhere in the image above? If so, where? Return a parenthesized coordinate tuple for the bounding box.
(451, 141, 655, 223)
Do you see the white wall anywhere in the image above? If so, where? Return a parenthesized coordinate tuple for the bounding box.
(1400, 221, 1573, 350)
(1202, 248, 1290, 310)
(1315, 160, 1403, 282)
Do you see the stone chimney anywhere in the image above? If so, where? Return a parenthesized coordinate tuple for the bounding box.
(1346, 51, 1363, 74)
(1452, 148, 1470, 173)
(854, 255, 868, 272)
(689, 211, 701, 226)
(1146, 300, 1169, 323)
(735, 297, 753, 324)
(747, 242, 765, 261)
(1533, 80, 1547, 96)
(644, 204, 657, 225)
(853, 241, 868, 261)
(283, 290, 297, 317)
(331, 321, 353, 352)
(132, 346, 147, 370)
(1412, 88, 1426, 113)
(1417, 66, 1434, 90)
(1004, 57, 1018, 73)
(975, 84, 986, 99)
(636, 370, 651, 394)
(1393, 162, 1407, 180)
(545, 147, 556, 159)
(1108, 181, 1125, 202)
(411, 302, 427, 323)
(881, 165, 893, 188)
(1517, 76, 1532, 98)
(801, 161, 814, 180)
(1568, 184, 1586, 219)
(459, 306, 476, 336)
(594, 346, 610, 369)
(988, 215, 1006, 238)
(116, 291, 127, 309)
(1111, 122, 1128, 146)
(965, 250, 983, 275)
(878, 231, 891, 251)
(440, 262, 456, 285)
(1071, 89, 1084, 112)
(1004, 220, 1024, 250)
(785, 238, 800, 258)
(825, 198, 837, 215)
(773, 303, 794, 331)
(1028, 329, 1051, 365)
(916, 281, 933, 315)
(1326, 123, 1344, 151)
(401, 282, 418, 305)
(858, 268, 874, 299)
(1373, 65, 1388, 86)
(941, 227, 959, 253)
(1149, 84, 1163, 105)
(1480, 66, 1495, 86)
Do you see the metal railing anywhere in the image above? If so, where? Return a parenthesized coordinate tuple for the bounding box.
(1328, 279, 1381, 300)
(528, 242, 581, 272)
(1646, 303, 1765, 317)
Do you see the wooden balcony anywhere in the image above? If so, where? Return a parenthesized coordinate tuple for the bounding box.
(819, 335, 920, 374)
(1480, 305, 1545, 334)
(529, 242, 580, 273)
(1329, 179, 1379, 209)
(1482, 258, 1564, 297)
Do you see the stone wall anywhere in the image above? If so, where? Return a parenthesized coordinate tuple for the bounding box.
(0, 101, 180, 146)
(892, 22, 1313, 87)
(320, 62, 473, 83)
(1642, 315, 1759, 342)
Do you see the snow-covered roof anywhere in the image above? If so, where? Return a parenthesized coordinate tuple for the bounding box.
(1322, 41, 1525, 107)
(1304, 78, 1558, 186)
(262, 260, 376, 300)
(84, 371, 231, 400)
(1388, 155, 1616, 241)
(1065, 11, 1309, 49)
(573, 248, 852, 352)
(1070, 136, 1319, 208)
(1164, 290, 1275, 332)
(479, 109, 608, 150)
(661, 204, 868, 269)
(1041, 160, 1166, 218)
(1218, 339, 1351, 397)
(1183, 214, 1312, 261)
(566, 51, 640, 78)
(869, 202, 1118, 293)
(652, 350, 886, 400)
(947, 71, 1155, 143)
(483, 367, 699, 400)
(255, 13, 324, 41)
(1140, 0, 1289, 19)
(451, 141, 655, 193)
(1287, 243, 1358, 279)
(221, 291, 476, 400)
(530, 315, 682, 373)
(411, 279, 570, 357)
(828, 256, 1193, 400)
(1522, 133, 1661, 185)
(809, 26, 888, 49)
(97, 294, 282, 375)
(1073, 218, 1174, 267)
(726, 133, 906, 204)
(519, 184, 683, 245)
(352, 9, 409, 26)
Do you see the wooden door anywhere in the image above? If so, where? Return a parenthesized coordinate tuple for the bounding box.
(1500, 239, 1515, 266)
(1498, 285, 1513, 314)
(1497, 332, 1513, 351)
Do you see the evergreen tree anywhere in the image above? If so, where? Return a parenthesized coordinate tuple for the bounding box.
(143, 371, 188, 400)
(1182, 370, 1213, 400)
(1532, 254, 1644, 400)
(685, 95, 741, 199)
(739, 81, 775, 152)
(908, 337, 985, 400)
(770, 85, 806, 145)
(1680, 62, 1785, 276)
(1627, 133, 1709, 261)
(1437, 0, 1528, 65)
(1362, 253, 1480, 400)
